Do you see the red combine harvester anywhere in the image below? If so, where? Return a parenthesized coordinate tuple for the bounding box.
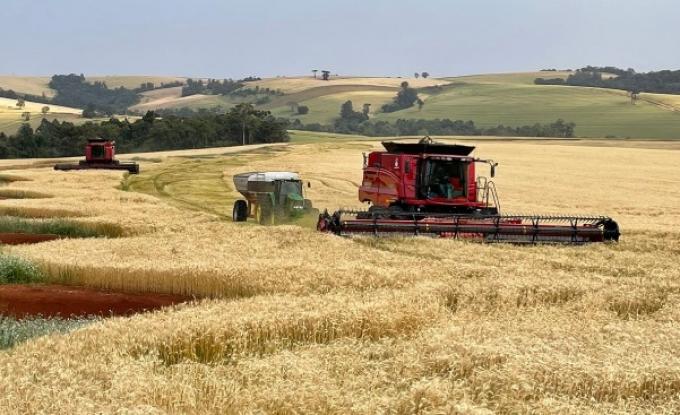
(54, 138, 139, 174)
(317, 137, 620, 244)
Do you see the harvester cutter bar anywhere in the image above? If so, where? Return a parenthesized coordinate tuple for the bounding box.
(317, 209, 620, 244)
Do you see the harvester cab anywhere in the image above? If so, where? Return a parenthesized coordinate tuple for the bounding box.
(358, 137, 500, 215)
(232, 171, 317, 225)
(318, 137, 620, 244)
(54, 138, 139, 174)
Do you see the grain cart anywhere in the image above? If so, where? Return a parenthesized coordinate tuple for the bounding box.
(54, 138, 139, 174)
(232, 171, 317, 225)
(318, 137, 620, 244)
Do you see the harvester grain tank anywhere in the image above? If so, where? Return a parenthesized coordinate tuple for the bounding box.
(317, 137, 620, 244)
(54, 138, 139, 174)
(233, 171, 317, 225)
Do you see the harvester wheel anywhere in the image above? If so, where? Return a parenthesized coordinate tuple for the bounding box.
(233, 200, 248, 222)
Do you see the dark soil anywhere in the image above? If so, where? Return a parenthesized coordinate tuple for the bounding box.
(0, 233, 59, 244)
(0, 284, 189, 318)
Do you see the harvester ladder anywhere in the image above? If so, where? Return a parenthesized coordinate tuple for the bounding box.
(478, 178, 501, 213)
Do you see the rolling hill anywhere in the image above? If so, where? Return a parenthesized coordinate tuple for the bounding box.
(260, 72, 680, 139)
(0, 97, 83, 135)
(2, 72, 680, 138)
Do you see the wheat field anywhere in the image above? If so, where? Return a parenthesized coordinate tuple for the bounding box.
(0, 138, 678, 413)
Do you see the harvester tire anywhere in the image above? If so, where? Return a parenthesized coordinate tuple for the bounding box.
(233, 200, 248, 222)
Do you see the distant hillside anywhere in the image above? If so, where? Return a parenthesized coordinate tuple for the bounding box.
(2, 72, 680, 138)
(261, 72, 680, 139)
(0, 96, 83, 135)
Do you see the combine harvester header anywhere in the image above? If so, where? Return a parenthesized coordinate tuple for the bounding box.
(318, 137, 620, 244)
(54, 138, 139, 174)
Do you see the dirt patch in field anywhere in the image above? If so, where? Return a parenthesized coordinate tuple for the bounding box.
(0, 285, 189, 318)
(0, 233, 59, 244)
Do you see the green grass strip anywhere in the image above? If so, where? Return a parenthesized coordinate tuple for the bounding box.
(0, 254, 44, 284)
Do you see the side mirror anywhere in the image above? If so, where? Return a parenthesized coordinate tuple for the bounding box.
(307, 181, 311, 188)
(491, 165, 496, 178)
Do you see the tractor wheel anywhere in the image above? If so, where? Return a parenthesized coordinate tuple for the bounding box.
(256, 200, 275, 226)
(233, 200, 248, 222)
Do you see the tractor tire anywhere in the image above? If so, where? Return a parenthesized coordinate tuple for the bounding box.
(256, 200, 275, 226)
(233, 200, 248, 222)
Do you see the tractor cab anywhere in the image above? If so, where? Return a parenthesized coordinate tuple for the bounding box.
(246, 172, 306, 212)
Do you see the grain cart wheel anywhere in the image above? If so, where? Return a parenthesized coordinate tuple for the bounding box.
(233, 200, 248, 222)
(256, 199, 275, 225)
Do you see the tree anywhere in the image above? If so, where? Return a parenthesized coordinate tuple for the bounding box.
(235, 103, 255, 145)
(321, 70, 330, 81)
(142, 110, 156, 123)
(297, 105, 309, 115)
(16, 98, 25, 109)
(381, 81, 420, 113)
(41, 106, 50, 115)
(421, 72, 429, 78)
(339, 100, 368, 122)
(21, 112, 30, 121)
(82, 103, 97, 118)
(417, 98, 424, 111)
(286, 101, 299, 113)
(414, 72, 420, 79)
(362, 103, 371, 117)
(312, 69, 318, 79)
(340, 100, 356, 119)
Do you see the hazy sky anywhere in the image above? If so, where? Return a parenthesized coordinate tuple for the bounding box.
(2, 0, 677, 78)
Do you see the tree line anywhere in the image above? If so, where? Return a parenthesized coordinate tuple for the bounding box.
(180, 78, 283, 98)
(535, 66, 680, 95)
(0, 74, 146, 116)
(0, 105, 289, 158)
(290, 99, 575, 138)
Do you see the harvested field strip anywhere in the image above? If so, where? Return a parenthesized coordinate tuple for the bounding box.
(124, 145, 290, 218)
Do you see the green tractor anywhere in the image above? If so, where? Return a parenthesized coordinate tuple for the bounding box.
(232, 171, 317, 225)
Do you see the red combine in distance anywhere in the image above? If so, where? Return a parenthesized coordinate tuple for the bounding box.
(317, 137, 620, 244)
(54, 138, 139, 174)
